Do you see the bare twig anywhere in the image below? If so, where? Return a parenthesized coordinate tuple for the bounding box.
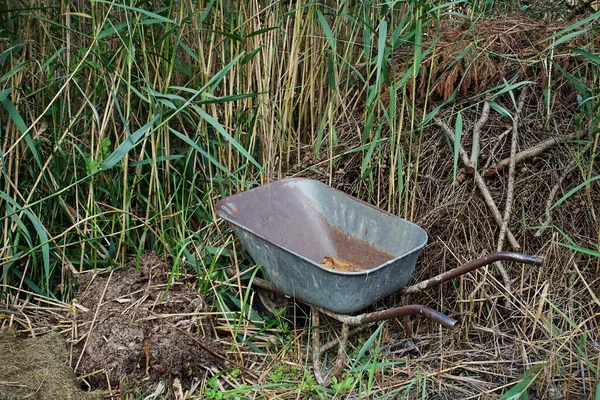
(471, 102, 491, 169)
(483, 127, 512, 170)
(484, 132, 578, 176)
(495, 90, 528, 299)
(436, 119, 521, 250)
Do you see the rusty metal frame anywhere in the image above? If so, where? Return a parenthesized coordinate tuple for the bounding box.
(399, 252, 543, 295)
(251, 251, 544, 386)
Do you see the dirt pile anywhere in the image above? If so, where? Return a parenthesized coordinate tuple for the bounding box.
(73, 253, 222, 396)
(0, 330, 102, 400)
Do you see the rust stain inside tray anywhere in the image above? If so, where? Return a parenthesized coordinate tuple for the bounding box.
(322, 226, 395, 271)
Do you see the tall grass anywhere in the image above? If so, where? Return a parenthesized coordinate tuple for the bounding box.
(0, 0, 446, 297)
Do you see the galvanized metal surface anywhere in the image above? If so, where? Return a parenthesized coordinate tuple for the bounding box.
(216, 178, 428, 314)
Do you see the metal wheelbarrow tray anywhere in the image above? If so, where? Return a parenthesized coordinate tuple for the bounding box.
(216, 178, 428, 314)
(215, 178, 542, 317)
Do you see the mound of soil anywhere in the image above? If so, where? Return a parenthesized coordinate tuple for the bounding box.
(73, 253, 222, 395)
(0, 330, 102, 400)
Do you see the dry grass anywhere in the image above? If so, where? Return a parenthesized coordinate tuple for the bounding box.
(404, 13, 598, 101)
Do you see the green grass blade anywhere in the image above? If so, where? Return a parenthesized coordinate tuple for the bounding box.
(98, 21, 128, 40)
(499, 365, 543, 400)
(197, 93, 258, 104)
(101, 115, 160, 170)
(40, 47, 66, 70)
(168, 127, 239, 181)
(197, 53, 245, 94)
(0, 89, 9, 102)
(545, 29, 590, 51)
(198, 0, 215, 25)
(352, 321, 385, 368)
(488, 100, 512, 119)
(540, 9, 600, 44)
(550, 175, 600, 210)
(367, 19, 388, 107)
(360, 125, 382, 178)
(314, 111, 329, 157)
(246, 26, 279, 38)
(316, 10, 336, 52)
(486, 80, 534, 99)
(242, 46, 262, 64)
(5, 204, 33, 246)
(326, 52, 336, 90)
(0, 61, 31, 83)
(92, 0, 177, 25)
(129, 154, 185, 167)
(550, 61, 590, 98)
(194, 107, 263, 173)
(0, 96, 44, 171)
(555, 242, 600, 258)
(570, 47, 600, 66)
(421, 90, 457, 127)
(545, 299, 580, 330)
(0, 191, 50, 294)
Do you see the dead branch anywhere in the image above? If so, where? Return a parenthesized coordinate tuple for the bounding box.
(471, 102, 491, 169)
(484, 132, 578, 176)
(495, 90, 528, 299)
(483, 127, 512, 170)
(534, 166, 574, 237)
(436, 119, 521, 251)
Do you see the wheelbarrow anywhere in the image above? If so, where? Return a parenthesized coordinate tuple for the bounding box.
(215, 178, 543, 384)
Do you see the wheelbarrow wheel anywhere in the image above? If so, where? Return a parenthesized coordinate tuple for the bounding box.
(252, 287, 309, 328)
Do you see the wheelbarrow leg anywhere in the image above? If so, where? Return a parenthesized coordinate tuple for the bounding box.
(311, 310, 326, 386)
(311, 309, 350, 386)
(401, 295, 414, 338)
(403, 316, 414, 338)
(332, 323, 350, 381)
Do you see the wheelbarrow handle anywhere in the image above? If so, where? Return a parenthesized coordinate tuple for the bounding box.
(400, 251, 544, 295)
